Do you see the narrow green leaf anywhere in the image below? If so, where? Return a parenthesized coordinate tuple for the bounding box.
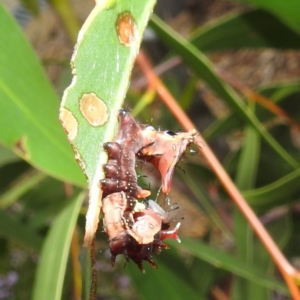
(233, 114, 264, 300)
(32, 192, 85, 300)
(235, 0, 300, 32)
(0, 209, 43, 250)
(178, 76, 198, 110)
(131, 89, 156, 117)
(258, 81, 300, 101)
(172, 238, 289, 296)
(243, 168, 300, 206)
(234, 117, 260, 259)
(63, 2, 157, 295)
(149, 14, 300, 169)
(235, 125, 260, 190)
(62, 0, 157, 181)
(191, 9, 300, 51)
(0, 4, 85, 186)
(232, 214, 292, 299)
(203, 81, 300, 140)
(80, 247, 93, 300)
(60, 0, 157, 245)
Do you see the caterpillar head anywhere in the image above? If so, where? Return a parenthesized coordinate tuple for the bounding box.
(138, 126, 197, 194)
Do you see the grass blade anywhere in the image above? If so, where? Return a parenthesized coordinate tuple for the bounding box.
(32, 192, 85, 300)
(173, 238, 289, 296)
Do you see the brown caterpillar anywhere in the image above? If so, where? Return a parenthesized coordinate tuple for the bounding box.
(102, 192, 180, 272)
(100, 110, 193, 271)
(100, 111, 150, 199)
(102, 110, 196, 195)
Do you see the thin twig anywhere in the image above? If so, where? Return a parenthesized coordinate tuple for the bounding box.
(136, 50, 300, 299)
(71, 227, 82, 300)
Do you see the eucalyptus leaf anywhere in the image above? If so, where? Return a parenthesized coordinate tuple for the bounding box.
(32, 192, 85, 300)
(234, 0, 300, 32)
(0, 3, 85, 186)
(61, 0, 157, 247)
(191, 9, 300, 51)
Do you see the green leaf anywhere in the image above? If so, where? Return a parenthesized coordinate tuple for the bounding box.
(203, 81, 300, 140)
(235, 0, 300, 32)
(0, 4, 85, 186)
(32, 192, 85, 300)
(62, 0, 157, 181)
(233, 112, 264, 300)
(258, 81, 300, 101)
(191, 9, 300, 51)
(149, 14, 300, 169)
(178, 76, 198, 110)
(235, 121, 260, 190)
(80, 247, 93, 300)
(172, 238, 289, 296)
(243, 168, 300, 206)
(234, 114, 260, 261)
(61, 0, 157, 245)
(232, 214, 293, 299)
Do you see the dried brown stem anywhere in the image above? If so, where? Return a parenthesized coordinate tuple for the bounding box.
(136, 50, 300, 299)
(71, 227, 82, 300)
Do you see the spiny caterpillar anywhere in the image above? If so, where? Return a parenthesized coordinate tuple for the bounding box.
(100, 110, 196, 271)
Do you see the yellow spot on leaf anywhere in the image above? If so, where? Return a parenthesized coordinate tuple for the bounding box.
(79, 93, 108, 126)
(74, 149, 88, 178)
(59, 108, 78, 141)
(116, 12, 138, 47)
